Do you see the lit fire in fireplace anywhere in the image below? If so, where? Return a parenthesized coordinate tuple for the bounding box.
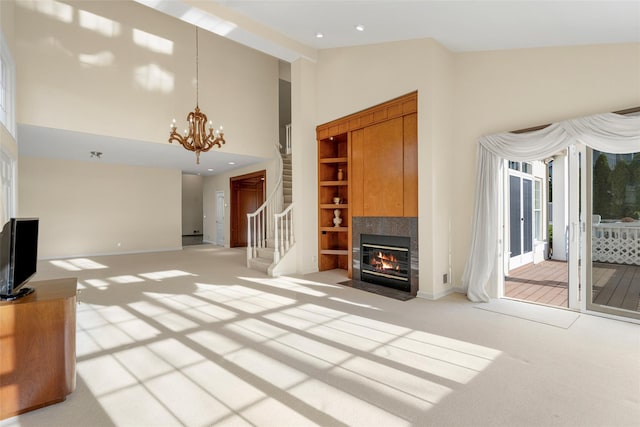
(371, 251, 400, 272)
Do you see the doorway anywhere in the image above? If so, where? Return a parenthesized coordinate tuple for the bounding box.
(503, 144, 640, 320)
(504, 156, 572, 309)
(230, 170, 266, 247)
(215, 190, 225, 246)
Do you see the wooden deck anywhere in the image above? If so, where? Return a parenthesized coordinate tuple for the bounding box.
(505, 260, 568, 307)
(592, 262, 640, 312)
(505, 260, 640, 312)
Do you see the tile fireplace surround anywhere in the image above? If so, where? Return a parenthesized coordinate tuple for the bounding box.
(352, 217, 419, 296)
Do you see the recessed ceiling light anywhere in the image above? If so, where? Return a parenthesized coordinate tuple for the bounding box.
(315, 32, 324, 38)
(355, 24, 365, 32)
(228, 161, 236, 165)
(207, 168, 213, 172)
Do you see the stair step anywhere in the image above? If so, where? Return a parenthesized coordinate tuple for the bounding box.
(256, 246, 275, 258)
(248, 256, 272, 273)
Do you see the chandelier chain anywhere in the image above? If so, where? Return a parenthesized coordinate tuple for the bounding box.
(195, 26, 199, 107)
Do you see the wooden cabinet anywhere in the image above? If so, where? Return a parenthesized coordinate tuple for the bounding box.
(0, 278, 77, 420)
(316, 91, 418, 275)
(318, 133, 350, 271)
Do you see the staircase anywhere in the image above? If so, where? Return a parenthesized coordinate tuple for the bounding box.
(282, 153, 292, 206)
(247, 147, 295, 275)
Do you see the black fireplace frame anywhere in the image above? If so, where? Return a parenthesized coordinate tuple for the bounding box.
(360, 234, 411, 292)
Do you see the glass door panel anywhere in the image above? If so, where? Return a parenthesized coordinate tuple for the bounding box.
(587, 149, 640, 320)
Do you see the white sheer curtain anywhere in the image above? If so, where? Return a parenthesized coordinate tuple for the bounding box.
(462, 112, 640, 302)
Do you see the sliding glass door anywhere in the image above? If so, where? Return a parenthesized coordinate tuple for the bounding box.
(586, 148, 640, 320)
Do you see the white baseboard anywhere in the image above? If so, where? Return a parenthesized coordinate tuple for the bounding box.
(416, 287, 455, 300)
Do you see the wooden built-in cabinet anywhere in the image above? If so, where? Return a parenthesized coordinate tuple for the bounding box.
(316, 91, 418, 275)
(318, 133, 350, 271)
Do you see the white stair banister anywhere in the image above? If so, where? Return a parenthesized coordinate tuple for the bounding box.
(247, 144, 295, 273)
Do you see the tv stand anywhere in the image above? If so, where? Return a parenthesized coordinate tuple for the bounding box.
(0, 286, 35, 301)
(0, 278, 77, 420)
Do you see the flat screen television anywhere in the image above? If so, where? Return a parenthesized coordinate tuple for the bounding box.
(0, 218, 39, 301)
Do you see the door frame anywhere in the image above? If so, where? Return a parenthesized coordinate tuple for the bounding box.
(581, 146, 640, 321)
(230, 170, 266, 248)
(507, 163, 535, 270)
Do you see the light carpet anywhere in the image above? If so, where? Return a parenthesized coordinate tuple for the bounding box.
(474, 298, 581, 329)
(1, 245, 638, 427)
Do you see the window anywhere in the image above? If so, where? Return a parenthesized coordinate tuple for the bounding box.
(509, 161, 533, 175)
(534, 178, 542, 240)
(1, 149, 15, 224)
(0, 29, 16, 138)
(0, 55, 5, 113)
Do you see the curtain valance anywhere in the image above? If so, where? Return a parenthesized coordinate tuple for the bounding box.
(462, 112, 640, 302)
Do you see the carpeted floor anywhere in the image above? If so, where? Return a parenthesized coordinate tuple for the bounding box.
(1, 245, 638, 427)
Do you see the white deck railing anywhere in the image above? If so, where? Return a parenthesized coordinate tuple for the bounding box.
(592, 223, 640, 265)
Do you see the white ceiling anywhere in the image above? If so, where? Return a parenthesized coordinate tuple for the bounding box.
(20, 1, 640, 176)
(211, 0, 640, 54)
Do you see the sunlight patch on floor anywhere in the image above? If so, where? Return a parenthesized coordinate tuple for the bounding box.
(50, 258, 108, 271)
(109, 275, 145, 284)
(66, 249, 505, 426)
(139, 270, 194, 281)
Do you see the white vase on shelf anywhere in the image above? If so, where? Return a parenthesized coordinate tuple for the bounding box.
(333, 209, 342, 227)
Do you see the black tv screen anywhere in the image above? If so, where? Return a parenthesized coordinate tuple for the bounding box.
(0, 218, 39, 300)
(0, 220, 11, 295)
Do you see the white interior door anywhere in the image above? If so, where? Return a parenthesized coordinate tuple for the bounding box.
(215, 191, 225, 246)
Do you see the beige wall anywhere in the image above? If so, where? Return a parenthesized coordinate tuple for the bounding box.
(291, 57, 318, 274)
(14, 0, 278, 159)
(0, 0, 15, 48)
(11, 0, 280, 258)
(18, 157, 181, 258)
(182, 174, 203, 236)
(451, 43, 640, 289)
(305, 38, 455, 297)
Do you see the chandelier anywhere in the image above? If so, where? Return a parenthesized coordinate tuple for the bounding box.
(169, 27, 225, 164)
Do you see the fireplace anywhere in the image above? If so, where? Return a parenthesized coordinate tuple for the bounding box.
(361, 234, 410, 292)
(351, 216, 420, 296)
